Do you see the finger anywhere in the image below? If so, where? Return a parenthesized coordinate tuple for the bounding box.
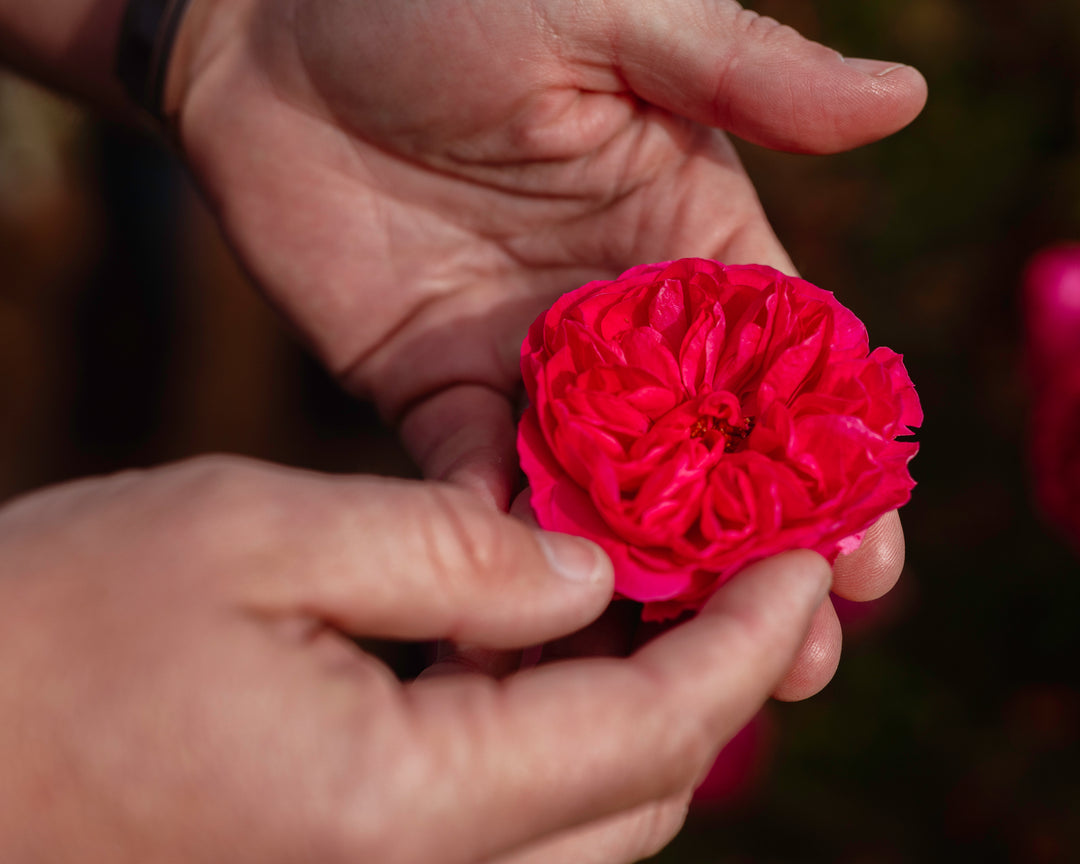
(394, 550, 830, 863)
(399, 384, 520, 511)
(591, 0, 927, 153)
(487, 795, 691, 864)
(684, 132, 799, 275)
(717, 212, 798, 276)
(421, 490, 635, 682)
(537, 599, 642, 661)
(751, 511, 907, 703)
(424, 596, 639, 681)
(771, 596, 842, 702)
(178, 457, 613, 647)
(832, 510, 905, 601)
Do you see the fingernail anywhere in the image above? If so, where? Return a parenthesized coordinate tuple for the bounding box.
(535, 530, 606, 584)
(842, 57, 910, 77)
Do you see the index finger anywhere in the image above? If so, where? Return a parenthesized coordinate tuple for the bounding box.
(385, 551, 831, 864)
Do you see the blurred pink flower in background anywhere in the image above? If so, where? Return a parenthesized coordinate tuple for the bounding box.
(519, 259, 921, 620)
(1023, 244, 1080, 548)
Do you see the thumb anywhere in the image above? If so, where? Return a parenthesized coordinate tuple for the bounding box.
(606, 0, 927, 154)
(392, 550, 832, 864)
(239, 467, 614, 647)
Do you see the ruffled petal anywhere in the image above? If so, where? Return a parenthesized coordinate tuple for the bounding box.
(519, 258, 920, 618)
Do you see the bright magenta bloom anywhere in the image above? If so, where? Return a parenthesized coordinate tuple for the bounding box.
(519, 259, 921, 619)
(1024, 244, 1080, 550)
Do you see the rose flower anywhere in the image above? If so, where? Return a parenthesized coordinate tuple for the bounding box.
(1024, 244, 1080, 552)
(518, 259, 921, 620)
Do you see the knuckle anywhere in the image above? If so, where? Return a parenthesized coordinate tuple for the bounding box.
(321, 678, 505, 864)
(723, 5, 789, 44)
(310, 723, 420, 863)
(166, 453, 262, 494)
(420, 485, 515, 593)
(709, 8, 799, 120)
(166, 454, 270, 512)
(837, 512, 905, 597)
(717, 5, 812, 81)
(151, 455, 287, 551)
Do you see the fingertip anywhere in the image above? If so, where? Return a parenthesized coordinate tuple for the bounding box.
(819, 59, 928, 153)
(832, 510, 905, 601)
(624, 550, 834, 771)
(840, 57, 908, 77)
(842, 57, 927, 90)
(534, 530, 614, 590)
(842, 57, 928, 113)
(771, 597, 842, 702)
(609, 2, 929, 153)
(879, 61, 929, 100)
(856, 59, 929, 119)
(437, 519, 613, 648)
(700, 549, 832, 623)
(647, 550, 833, 701)
(717, 32, 927, 153)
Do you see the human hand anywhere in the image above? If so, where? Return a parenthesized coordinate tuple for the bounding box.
(438, 498, 905, 703)
(165, 0, 927, 507)
(0, 456, 829, 863)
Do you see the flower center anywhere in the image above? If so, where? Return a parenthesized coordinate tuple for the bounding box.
(689, 415, 756, 453)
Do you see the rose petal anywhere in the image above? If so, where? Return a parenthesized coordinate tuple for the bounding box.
(519, 259, 920, 617)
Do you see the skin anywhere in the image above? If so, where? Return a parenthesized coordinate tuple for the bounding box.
(0, 0, 924, 859)
(0, 456, 830, 863)
(161, 0, 922, 696)
(166, 0, 926, 511)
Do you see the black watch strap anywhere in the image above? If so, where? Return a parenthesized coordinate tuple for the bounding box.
(115, 0, 193, 119)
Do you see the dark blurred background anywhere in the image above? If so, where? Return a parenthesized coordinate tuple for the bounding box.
(1, 0, 1078, 861)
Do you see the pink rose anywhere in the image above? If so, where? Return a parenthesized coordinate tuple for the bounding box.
(1023, 244, 1080, 550)
(518, 259, 921, 619)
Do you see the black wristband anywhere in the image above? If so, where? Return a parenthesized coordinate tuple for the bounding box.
(115, 0, 192, 119)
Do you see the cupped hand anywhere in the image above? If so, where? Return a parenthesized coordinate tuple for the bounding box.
(163, 0, 921, 703)
(0, 456, 829, 863)
(166, 0, 926, 507)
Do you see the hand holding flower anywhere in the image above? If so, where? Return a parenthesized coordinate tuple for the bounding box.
(158, 0, 924, 704)
(520, 259, 920, 619)
(0, 457, 829, 863)
(164, 0, 927, 507)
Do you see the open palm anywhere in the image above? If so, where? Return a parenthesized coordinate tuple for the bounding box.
(171, 0, 926, 507)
